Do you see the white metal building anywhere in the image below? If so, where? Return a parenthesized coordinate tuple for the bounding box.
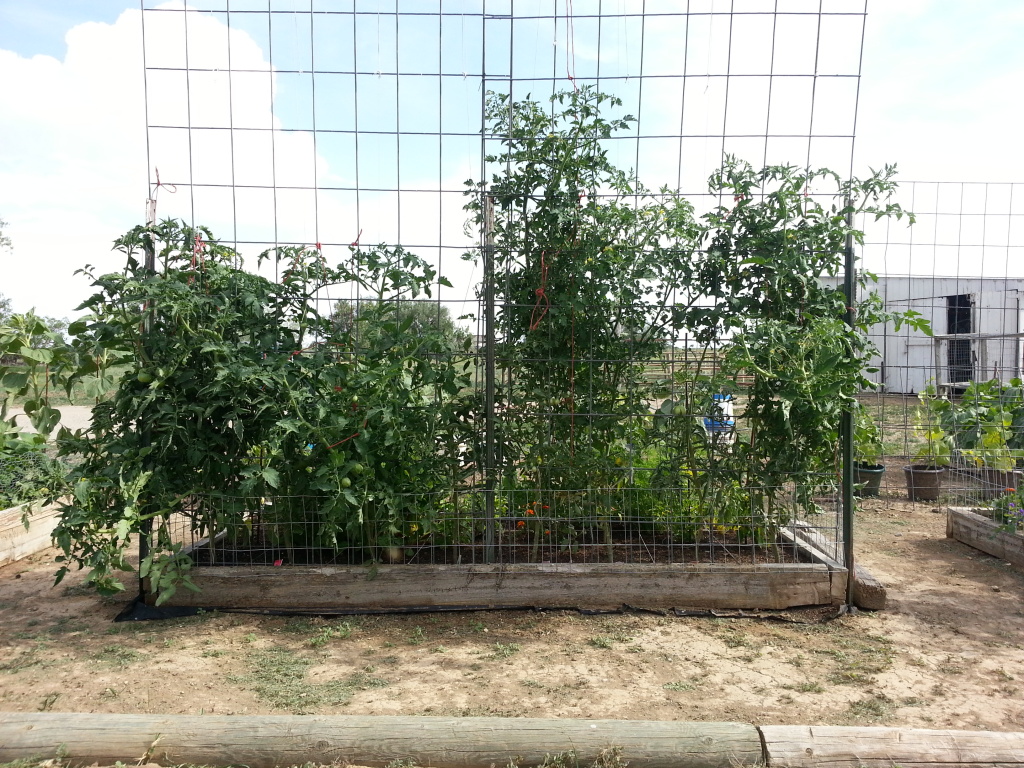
(859, 276, 1024, 394)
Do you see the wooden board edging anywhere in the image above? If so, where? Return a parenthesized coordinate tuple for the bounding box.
(760, 724, 1024, 768)
(0, 713, 763, 768)
(785, 521, 885, 611)
(0, 502, 60, 568)
(4, 714, 1024, 768)
(946, 507, 1024, 569)
(150, 558, 845, 612)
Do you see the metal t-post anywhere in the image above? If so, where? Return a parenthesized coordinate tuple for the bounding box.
(138, 201, 157, 599)
(842, 202, 856, 606)
(483, 195, 496, 564)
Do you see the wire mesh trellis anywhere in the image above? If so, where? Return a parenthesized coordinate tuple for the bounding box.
(136, 1, 876, 592)
(853, 181, 1024, 508)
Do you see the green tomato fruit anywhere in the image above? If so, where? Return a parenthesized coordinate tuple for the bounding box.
(341, 477, 352, 488)
(136, 371, 154, 384)
(672, 405, 686, 416)
(352, 463, 365, 475)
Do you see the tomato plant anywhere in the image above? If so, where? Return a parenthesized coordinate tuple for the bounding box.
(468, 87, 928, 553)
(47, 221, 473, 601)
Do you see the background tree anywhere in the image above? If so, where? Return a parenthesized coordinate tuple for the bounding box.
(332, 298, 471, 353)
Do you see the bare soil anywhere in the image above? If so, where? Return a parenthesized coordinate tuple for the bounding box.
(2, 495, 1023, 730)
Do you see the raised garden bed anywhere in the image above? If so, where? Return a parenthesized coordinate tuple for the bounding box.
(946, 507, 1024, 568)
(0, 502, 60, 568)
(147, 522, 851, 612)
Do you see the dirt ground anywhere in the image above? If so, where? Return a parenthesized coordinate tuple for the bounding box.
(1, 493, 1023, 731)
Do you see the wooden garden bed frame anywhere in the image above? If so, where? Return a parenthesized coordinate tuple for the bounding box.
(147, 526, 852, 612)
(0, 501, 60, 568)
(946, 507, 1024, 568)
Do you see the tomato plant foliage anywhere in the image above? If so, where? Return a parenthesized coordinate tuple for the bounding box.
(467, 86, 926, 543)
(50, 221, 473, 599)
(0, 86, 931, 599)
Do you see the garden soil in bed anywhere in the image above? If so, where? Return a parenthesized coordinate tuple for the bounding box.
(1, 498, 1023, 731)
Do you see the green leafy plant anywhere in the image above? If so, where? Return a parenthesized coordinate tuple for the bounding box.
(990, 488, 1024, 531)
(854, 406, 885, 467)
(913, 386, 953, 468)
(466, 86, 926, 551)
(937, 378, 1024, 471)
(0, 312, 70, 510)
(35, 220, 473, 601)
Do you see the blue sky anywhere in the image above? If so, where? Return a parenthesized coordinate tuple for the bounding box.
(0, 1, 131, 58)
(1, 0, 1022, 318)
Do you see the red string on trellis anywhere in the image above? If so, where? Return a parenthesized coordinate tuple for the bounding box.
(350, 229, 363, 248)
(188, 232, 206, 286)
(529, 250, 551, 331)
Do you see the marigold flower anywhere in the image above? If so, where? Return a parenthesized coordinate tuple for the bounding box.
(516, 520, 525, 528)
(527, 509, 535, 515)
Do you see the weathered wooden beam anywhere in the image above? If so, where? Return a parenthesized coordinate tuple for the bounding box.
(850, 565, 887, 611)
(777, 527, 848, 607)
(785, 521, 886, 610)
(760, 724, 1024, 768)
(0, 502, 59, 568)
(0, 713, 764, 768)
(150, 561, 839, 612)
(947, 507, 1024, 568)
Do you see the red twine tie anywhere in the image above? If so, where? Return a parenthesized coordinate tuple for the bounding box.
(529, 251, 551, 331)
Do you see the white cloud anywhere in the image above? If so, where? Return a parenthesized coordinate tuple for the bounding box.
(2, 1, 1021, 321)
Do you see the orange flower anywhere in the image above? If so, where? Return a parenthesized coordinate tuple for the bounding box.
(527, 509, 535, 515)
(516, 520, 525, 528)
(544, 529, 550, 535)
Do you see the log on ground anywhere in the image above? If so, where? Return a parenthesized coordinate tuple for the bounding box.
(0, 713, 764, 768)
(760, 724, 1024, 768)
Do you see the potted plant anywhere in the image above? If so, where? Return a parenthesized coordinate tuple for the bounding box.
(853, 406, 885, 497)
(962, 414, 1022, 499)
(904, 387, 952, 502)
(944, 379, 1024, 499)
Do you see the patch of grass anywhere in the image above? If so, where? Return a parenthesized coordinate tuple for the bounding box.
(94, 644, 143, 668)
(587, 630, 633, 649)
(663, 681, 695, 692)
(408, 626, 426, 645)
(231, 647, 388, 714)
(507, 748, 628, 768)
(491, 642, 521, 659)
(783, 681, 825, 693)
(0, 650, 47, 674)
(309, 622, 353, 648)
(46, 617, 91, 636)
(817, 635, 894, 686)
(721, 631, 752, 649)
(847, 693, 896, 724)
